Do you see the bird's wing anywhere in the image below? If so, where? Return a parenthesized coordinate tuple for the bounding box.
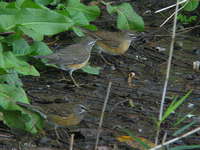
(93, 31, 122, 48)
(97, 39, 121, 48)
(41, 44, 90, 66)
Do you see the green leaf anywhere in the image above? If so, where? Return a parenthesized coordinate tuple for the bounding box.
(0, 7, 74, 35)
(0, 2, 9, 9)
(17, 0, 45, 9)
(0, 84, 29, 106)
(71, 11, 90, 26)
(0, 43, 5, 68)
(34, 0, 54, 6)
(161, 90, 192, 122)
(81, 64, 101, 75)
(0, 84, 44, 133)
(0, 69, 23, 87)
(0, 15, 16, 31)
(17, 8, 74, 35)
(183, 0, 199, 11)
(72, 27, 85, 37)
(66, 0, 100, 21)
(30, 41, 52, 56)
(106, 3, 144, 31)
(3, 51, 40, 76)
(12, 38, 31, 56)
(173, 121, 196, 136)
(19, 26, 43, 41)
(15, 0, 26, 8)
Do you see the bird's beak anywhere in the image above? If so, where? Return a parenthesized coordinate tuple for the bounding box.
(79, 104, 89, 113)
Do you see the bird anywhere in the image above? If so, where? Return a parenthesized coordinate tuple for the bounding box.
(16, 102, 88, 128)
(35, 36, 98, 87)
(82, 29, 137, 64)
(44, 103, 88, 127)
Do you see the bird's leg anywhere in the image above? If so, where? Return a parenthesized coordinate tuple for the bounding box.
(59, 71, 70, 82)
(54, 125, 61, 140)
(69, 70, 80, 88)
(98, 51, 114, 66)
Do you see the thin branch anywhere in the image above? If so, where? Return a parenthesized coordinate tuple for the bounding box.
(95, 81, 112, 150)
(155, 0, 179, 145)
(69, 134, 74, 150)
(160, 1, 189, 27)
(155, 0, 187, 13)
(151, 126, 200, 150)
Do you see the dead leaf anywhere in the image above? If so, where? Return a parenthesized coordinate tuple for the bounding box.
(117, 136, 155, 150)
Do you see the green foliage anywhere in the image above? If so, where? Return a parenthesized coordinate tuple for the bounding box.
(178, 0, 199, 24)
(177, 14, 197, 24)
(160, 90, 192, 123)
(0, 84, 44, 134)
(173, 121, 196, 136)
(183, 0, 199, 12)
(0, 0, 144, 133)
(106, 2, 144, 31)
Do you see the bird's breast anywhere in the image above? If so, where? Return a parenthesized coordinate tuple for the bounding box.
(97, 40, 132, 55)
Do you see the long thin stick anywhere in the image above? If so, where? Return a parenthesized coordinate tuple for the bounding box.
(160, 1, 189, 27)
(69, 134, 74, 150)
(155, 0, 179, 145)
(155, 0, 187, 13)
(151, 126, 200, 150)
(95, 82, 112, 150)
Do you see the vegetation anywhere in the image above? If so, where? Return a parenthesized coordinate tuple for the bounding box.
(178, 0, 199, 24)
(0, 0, 144, 133)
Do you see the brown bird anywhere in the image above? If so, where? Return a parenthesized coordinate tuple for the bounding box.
(83, 30, 137, 64)
(17, 102, 88, 128)
(35, 36, 97, 87)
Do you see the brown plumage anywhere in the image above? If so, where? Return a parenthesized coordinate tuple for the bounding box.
(35, 37, 97, 87)
(85, 30, 137, 55)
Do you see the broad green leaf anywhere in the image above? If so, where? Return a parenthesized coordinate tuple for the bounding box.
(30, 41, 52, 56)
(3, 51, 40, 76)
(106, 3, 144, 31)
(183, 0, 199, 11)
(3, 109, 43, 133)
(0, 43, 5, 68)
(72, 27, 85, 37)
(81, 64, 101, 75)
(15, 0, 26, 8)
(0, 15, 16, 31)
(0, 7, 74, 35)
(0, 69, 23, 87)
(71, 12, 90, 26)
(66, 0, 100, 21)
(0, 84, 29, 106)
(0, 2, 9, 8)
(12, 38, 31, 56)
(19, 26, 43, 41)
(34, 0, 54, 6)
(17, 8, 74, 35)
(0, 84, 44, 133)
(0, 69, 7, 75)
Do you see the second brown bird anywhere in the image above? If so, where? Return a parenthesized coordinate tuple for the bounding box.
(85, 30, 137, 55)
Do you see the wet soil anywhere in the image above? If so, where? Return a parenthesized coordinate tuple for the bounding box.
(1, 0, 200, 150)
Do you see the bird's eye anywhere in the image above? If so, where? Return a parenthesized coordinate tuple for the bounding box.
(78, 104, 88, 114)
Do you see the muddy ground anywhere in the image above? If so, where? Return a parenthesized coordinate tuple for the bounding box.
(0, 0, 200, 150)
